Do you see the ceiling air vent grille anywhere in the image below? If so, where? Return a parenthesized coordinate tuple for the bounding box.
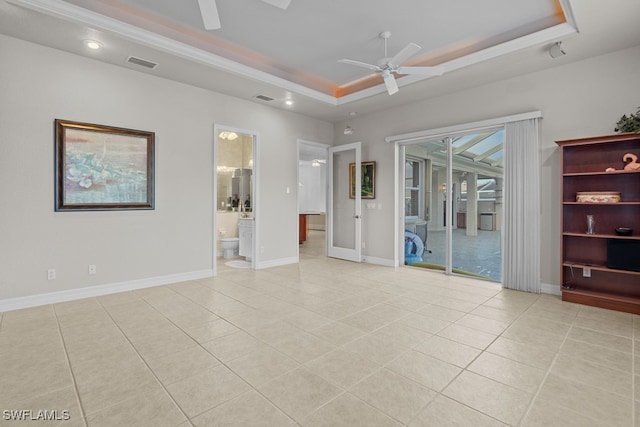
(254, 94, 274, 102)
(127, 56, 158, 69)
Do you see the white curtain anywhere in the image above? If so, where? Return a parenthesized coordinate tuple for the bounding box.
(503, 118, 541, 293)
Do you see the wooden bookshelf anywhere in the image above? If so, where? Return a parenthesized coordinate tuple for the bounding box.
(556, 134, 640, 314)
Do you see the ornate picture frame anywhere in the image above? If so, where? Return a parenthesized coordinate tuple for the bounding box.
(54, 119, 155, 211)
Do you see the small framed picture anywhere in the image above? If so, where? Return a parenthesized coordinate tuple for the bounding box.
(349, 161, 376, 199)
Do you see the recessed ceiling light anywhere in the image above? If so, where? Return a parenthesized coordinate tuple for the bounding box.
(85, 40, 102, 50)
(285, 99, 294, 106)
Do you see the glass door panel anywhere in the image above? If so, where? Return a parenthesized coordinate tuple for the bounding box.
(450, 131, 503, 282)
(328, 142, 361, 262)
(404, 130, 503, 282)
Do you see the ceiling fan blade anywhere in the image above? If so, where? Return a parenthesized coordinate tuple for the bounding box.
(382, 70, 399, 95)
(261, 0, 292, 9)
(338, 59, 381, 72)
(396, 66, 443, 77)
(388, 42, 421, 67)
(197, 0, 221, 30)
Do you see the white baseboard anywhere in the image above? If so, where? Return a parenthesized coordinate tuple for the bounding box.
(541, 282, 561, 296)
(361, 256, 396, 267)
(255, 257, 298, 269)
(0, 269, 213, 313)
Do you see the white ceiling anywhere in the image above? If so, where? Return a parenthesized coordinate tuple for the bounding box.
(1, 0, 640, 122)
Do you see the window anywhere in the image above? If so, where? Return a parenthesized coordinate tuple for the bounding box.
(405, 158, 423, 219)
(460, 178, 496, 202)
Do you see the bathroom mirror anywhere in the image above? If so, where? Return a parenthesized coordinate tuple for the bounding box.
(216, 132, 253, 212)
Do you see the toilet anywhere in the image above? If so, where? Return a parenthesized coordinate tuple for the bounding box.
(220, 237, 239, 259)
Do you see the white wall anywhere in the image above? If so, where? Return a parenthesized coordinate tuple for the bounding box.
(0, 34, 333, 304)
(334, 45, 640, 287)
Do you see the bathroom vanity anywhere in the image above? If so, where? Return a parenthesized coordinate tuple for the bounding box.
(238, 218, 253, 261)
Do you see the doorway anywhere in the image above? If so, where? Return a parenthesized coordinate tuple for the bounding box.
(297, 140, 329, 258)
(296, 141, 362, 263)
(213, 126, 257, 275)
(401, 130, 504, 282)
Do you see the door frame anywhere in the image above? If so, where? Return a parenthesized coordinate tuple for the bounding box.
(212, 124, 259, 276)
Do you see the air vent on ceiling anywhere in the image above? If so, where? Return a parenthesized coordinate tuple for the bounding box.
(126, 56, 158, 69)
(254, 94, 274, 102)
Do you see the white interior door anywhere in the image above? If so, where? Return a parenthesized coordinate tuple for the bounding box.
(327, 142, 361, 262)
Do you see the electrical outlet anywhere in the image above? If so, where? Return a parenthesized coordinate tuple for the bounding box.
(583, 267, 591, 278)
(47, 269, 56, 280)
(88, 264, 97, 275)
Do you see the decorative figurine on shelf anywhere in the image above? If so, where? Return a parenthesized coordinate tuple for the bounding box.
(623, 153, 640, 171)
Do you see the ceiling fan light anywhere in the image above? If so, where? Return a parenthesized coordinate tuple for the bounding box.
(344, 126, 353, 135)
(382, 70, 399, 95)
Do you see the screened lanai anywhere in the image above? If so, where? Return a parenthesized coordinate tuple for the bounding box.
(404, 129, 504, 282)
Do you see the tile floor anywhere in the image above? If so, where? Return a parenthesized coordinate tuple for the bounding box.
(1, 231, 638, 426)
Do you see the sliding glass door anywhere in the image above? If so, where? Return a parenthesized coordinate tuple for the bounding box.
(403, 129, 504, 282)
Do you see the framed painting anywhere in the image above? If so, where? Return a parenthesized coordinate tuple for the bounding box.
(349, 161, 376, 199)
(54, 119, 155, 211)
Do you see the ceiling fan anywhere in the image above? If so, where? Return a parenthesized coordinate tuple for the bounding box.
(339, 31, 443, 95)
(197, 0, 292, 30)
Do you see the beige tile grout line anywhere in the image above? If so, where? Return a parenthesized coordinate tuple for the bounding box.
(517, 320, 571, 427)
(518, 306, 638, 426)
(95, 295, 198, 427)
(340, 289, 531, 427)
(295, 287, 524, 426)
(427, 292, 543, 427)
(101, 288, 301, 425)
(167, 277, 454, 425)
(160, 279, 311, 423)
(52, 303, 90, 427)
(151, 283, 309, 423)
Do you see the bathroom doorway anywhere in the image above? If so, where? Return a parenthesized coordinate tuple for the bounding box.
(213, 126, 257, 275)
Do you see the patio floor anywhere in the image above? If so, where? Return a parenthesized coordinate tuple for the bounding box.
(417, 228, 502, 283)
